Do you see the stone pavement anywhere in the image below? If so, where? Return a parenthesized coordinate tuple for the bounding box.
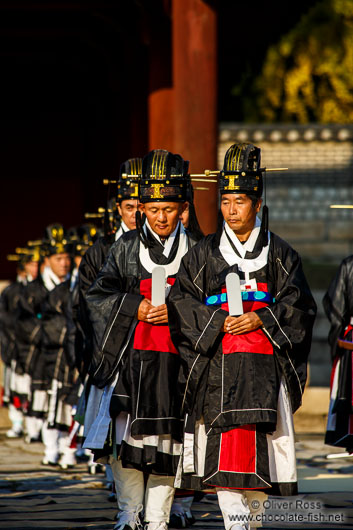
(0, 424, 353, 530)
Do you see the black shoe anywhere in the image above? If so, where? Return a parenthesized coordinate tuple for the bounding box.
(186, 515, 196, 526)
(76, 452, 90, 462)
(169, 513, 188, 528)
(107, 492, 117, 502)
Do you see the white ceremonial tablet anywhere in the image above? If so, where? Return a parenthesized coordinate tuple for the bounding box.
(152, 266, 166, 306)
(226, 272, 243, 316)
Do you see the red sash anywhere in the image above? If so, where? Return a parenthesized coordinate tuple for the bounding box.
(133, 278, 178, 354)
(221, 282, 273, 355)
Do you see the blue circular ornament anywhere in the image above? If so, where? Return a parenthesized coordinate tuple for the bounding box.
(254, 291, 266, 300)
(207, 295, 218, 305)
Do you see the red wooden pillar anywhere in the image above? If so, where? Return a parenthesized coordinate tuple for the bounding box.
(172, 0, 218, 234)
(147, 10, 174, 151)
(148, 88, 174, 152)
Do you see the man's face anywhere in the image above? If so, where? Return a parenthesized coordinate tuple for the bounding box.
(140, 202, 187, 239)
(24, 260, 39, 280)
(17, 268, 27, 279)
(221, 194, 262, 238)
(117, 199, 139, 230)
(45, 253, 71, 280)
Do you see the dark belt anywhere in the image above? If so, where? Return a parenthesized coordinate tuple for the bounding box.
(205, 291, 275, 306)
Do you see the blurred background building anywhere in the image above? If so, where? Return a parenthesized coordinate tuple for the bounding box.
(1, 0, 352, 391)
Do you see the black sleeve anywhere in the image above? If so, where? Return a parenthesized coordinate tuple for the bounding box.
(15, 283, 43, 349)
(85, 240, 143, 387)
(256, 239, 317, 353)
(14, 281, 45, 375)
(322, 256, 353, 359)
(0, 284, 17, 365)
(255, 236, 317, 412)
(41, 284, 69, 352)
(75, 237, 113, 376)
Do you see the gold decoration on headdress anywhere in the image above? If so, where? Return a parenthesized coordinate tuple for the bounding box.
(50, 226, 64, 242)
(7, 244, 41, 263)
(98, 207, 114, 213)
(150, 183, 165, 199)
(7, 254, 21, 261)
(104, 173, 139, 199)
(55, 242, 66, 254)
(150, 150, 168, 179)
(85, 206, 116, 224)
(15, 246, 41, 262)
(84, 212, 104, 219)
(189, 167, 288, 184)
(103, 179, 117, 185)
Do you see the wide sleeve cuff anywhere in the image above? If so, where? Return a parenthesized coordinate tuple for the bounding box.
(255, 306, 291, 350)
(194, 308, 228, 355)
(118, 292, 144, 319)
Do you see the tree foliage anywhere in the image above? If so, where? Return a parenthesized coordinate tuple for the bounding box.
(254, 0, 353, 123)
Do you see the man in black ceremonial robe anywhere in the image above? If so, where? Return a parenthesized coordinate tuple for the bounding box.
(84, 149, 202, 530)
(168, 143, 317, 530)
(323, 255, 353, 452)
(76, 158, 142, 380)
(16, 224, 75, 465)
(0, 246, 39, 439)
(75, 160, 141, 480)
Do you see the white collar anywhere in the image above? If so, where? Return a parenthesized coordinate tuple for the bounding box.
(139, 221, 188, 276)
(115, 220, 130, 241)
(224, 216, 261, 259)
(144, 219, 182, 259)
(42, 266, 61, 291)
(70, 267, 79, 291)
(219, 218, 270, 278)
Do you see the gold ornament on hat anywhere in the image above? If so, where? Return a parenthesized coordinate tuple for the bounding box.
(330, 204, 353, 209)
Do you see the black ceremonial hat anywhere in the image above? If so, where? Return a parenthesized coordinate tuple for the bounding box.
(27, 239, 46, 262)
(67, 224, 98, 256)
(43, 223, 70, 256)
(220, 143, 263, 197)
(25, 242, 42, 263)
(117, 158, 142, 201)
(7, 245, 41, 266)
(139, 149, 190, 203)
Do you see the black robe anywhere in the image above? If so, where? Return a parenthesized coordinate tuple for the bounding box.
(323, 255, 353, 360)
(0, 281, 23, 368)
(70, 233, 124, 429)
(16, 276, 75, 427)
(323, 255, 353, 449)
(85, 226, 199, 474)
(168, 229, 316, 493)
(0, 280, 28, 406)
(15, 277, 48, 382)
(40, 281, 76, 393)
(75, 234, 115, 377)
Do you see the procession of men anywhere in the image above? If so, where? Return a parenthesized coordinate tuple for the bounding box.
(0, 143, 318, 530)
